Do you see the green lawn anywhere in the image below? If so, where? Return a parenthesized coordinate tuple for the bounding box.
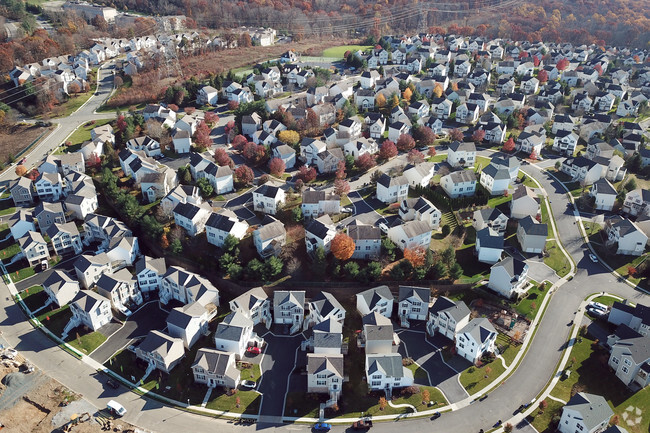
(205, 388, 261, 414)
(37, 305, 72, 336)
(496, 333, 520, 367)
(540, 199, 555, 238)
(322, 45, 372, 58)
(474, 156, 491, 169)
(529, 399, 564, 432)
(392, 386, 447, 411)
(544, 240, 571, 278)
(459, 360, 506, 395)
(284, 392, 324, 418)
(611, 386, 650, 433)
(106, 350, 154, 388)
(0, 207, 16, 216)
(487, 195, 512, 208)
(20, 285, 48, 312)
(53, 71, 98, 118)
(428, 154, 448, 163)
(590, 295, 621, 307)
(517, 171, 537, 188)
(0, 243, 22, 260)
(515, 282, 549, 319)
(64, 119, 113, 147)
(613, 254, 646, 285)
(67, 330, 107, 355)
(11, 266, 36, 282)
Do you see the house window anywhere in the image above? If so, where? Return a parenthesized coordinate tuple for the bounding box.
(371, 381, 381, 387)
(316, 380, 326, 386)
(612, 357, 619, 364)
(622, 366, 629, 374)
(624, 359, 631, 366)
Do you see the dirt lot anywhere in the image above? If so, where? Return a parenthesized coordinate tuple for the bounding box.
(0, 356, 140, 433)
(0, 124, 53, 165)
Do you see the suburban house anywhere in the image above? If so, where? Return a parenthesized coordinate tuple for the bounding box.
(557, 393, 613, 433)
(608, 336, 650, 389)
(10, 177, 34, 207)
(46, 222, 83, 256)
(356, 286, 393, 318)
(305, 215, 336, 255)
(511, 185, 540, 219)
(196, 85, 219, 105)
(252, 185, 286, 215)
(73, 253, 112, 289)
(622, 189, 650, 217)
(403, 163, 436, 188)
(473, 208, 509, 234)
(376, 174, 409, 204)
(8, 210, 36, 241)
(18, 231, 50, 268)
(301, 189, 340, 219)
(455, 318, 497, 364)
(480, 162, 511, 195)
(426, 297, 471, 340)
(361, 312, 397, 354)
(488, 257, 529, 299)
(273, 290, 305, 335)
(34, 172, 64, 202)
(608, 300, 650, 337)
(397, 286, 430, 327)
(69, 290, 113, 332)
(42, 270, 80, 308)
(517, 215, 548, 254)
(441, 170, 477, 198)
(253, 217, 286, 259)
(591, 178, 617, 211)
(348, 223, 381, 260)
(605, 216, 648, 256)
(33, 201, 66, 232)
(159, 266, 220, 310)
(271, 143, 296, 169)
(229, 287, 272, 327)
(95, 269, 141, 313)
(126, 135, 161, 158)
(213, 311, 257, 358)
(173, 202, 211, 237)
(64, 186, 99, 220)
(553, 130, 579, 156)
(135, 330, 185, 374)
(399, 197, 441, 230)
(447, 141, 476, 168)
(387, 121, 411, 142)
(561, 156, 604, 186)
(205, 209, 249, 249)
(82, 214, 131, 247)
(365, 353, 414, 394)
(475, 227, 504, 264)
(134, 255, 166, 296)
(307, 291, 346, 330)
(388, 220, 432, 251)
(106, 235, 140, 267)
(456, 103, 480, 124)
(307, 354, 344, 403)
(192, 349, 240, 389)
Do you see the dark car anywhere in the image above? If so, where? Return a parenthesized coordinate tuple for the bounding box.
(431, 412, 441, 420)
(106, 378, 120, 389)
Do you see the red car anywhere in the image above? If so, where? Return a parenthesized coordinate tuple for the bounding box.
(246, 346, 261, 355)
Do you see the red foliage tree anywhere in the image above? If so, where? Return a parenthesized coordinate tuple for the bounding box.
(404, 246, 427, 267)
(268, 157, 286, 177)
(330, 233, 355, 261)
(396, 134, 416, 152)
(204, 111, 219, 126)
(116, 115, 127, 133)
(298, 165, 317, 183)
(356, 153, 377, 171)
(214, 148, 232, 166)
(594, 64, 603, 76)
(231, 134, 248, 151)
(193, 121, 212, 149)
(227, 100, 239, 111)
(27, 169, 40, 181)
(537, 69, 549, 83)
(335, 160, 346, 180)
(529, 149, 538, 160)
(167, 104, 179, 112)
(413, 126, 437, 146)
(532, 55, 540, 67)
(184, 107, 196, 115)
(428, 146, 437, 157)
(407, 149, 425, 165)
(471, 129, 486, 143)
(224, 120, 236, 135)
(379, 140, 398, 160)
(556, 58, 569, 71)
(334, 179, 350, 196)
(234, 165, 254, 185)
(243, 142, 267, 165)
(503, 137, 516, 152)
(449, 128, 464, 142)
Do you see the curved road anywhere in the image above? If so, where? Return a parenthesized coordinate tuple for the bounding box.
(0, 89, 647, 432)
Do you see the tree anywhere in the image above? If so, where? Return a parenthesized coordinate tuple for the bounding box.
(265, 256, 283, 279)
(529, 149, 538, 160)
(227, 100, 239, 111)
(298, 165, 317, 182)
(407, 149, 425, 165)
(366, 262, 382, 280)
(628, 267, 638, 277)
(68, 82, 81, 94)
(245, 259, 265, 280)
(291, 207, 302, 222)
(433, 83, 444, 98)
(14, 165, 27, 177)
(537, 69, 549, 83)
(204, 111, 219, 126)
(343, 262, 360, 278)
(449, 262, 463, 280)
(141, 215, 163, 239)
(214, 148, 232, 167)
(504, 423, 513, 433)
(402, 87, 413, 102)
(356, 153, 377, 171)
(556, 58, 569, 71)
(231, 135, 248, 151)
(503, 137, 516, 152)
(382, 238, 397, 261)
(196, 178, 214, 198)
(471, 129, 486, 143)
(538, 399, 548, 412)
(379, 140, 398, 160)
(432, 261, 447, 279)
(170, 239, 183, 254)
(624, 178, 637, 192)
(404, 246, 427, 267)
(413, 126, 437, 146)
(269, 158, 286, 177)
(277, 130, 300, 146)
(449, 128, 464, 142)
(330, 233, 355, 261)
(428, 146, 437, 157)
(234, 165, 254, 185)
(334, 179, 350, 196)
(243, 142, 267, 165)
(335, 160, 346, 180)
(376, 93, 387, 108)
(222, 234, 240, 255)
(194, 121, 212, 150)
(441, 245, 456, 267)
(379, 397, 387, 411)
(421, 389, 430, 405)
(396, 134, 416, 152)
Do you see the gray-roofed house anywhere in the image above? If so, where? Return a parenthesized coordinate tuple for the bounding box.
(517, 215, 548, 254)
(376, 173, 409, 204)
(68, 290, 112, 332)
(403, 162, 436, 188)
(18, 231, 50, 268)
(455, 318, 497, 364)
(273, 290, 305, 335)
(135, 330, 185, 374)
(42, 270, 79, 308)
(311, 319, 343, 355)
(205, 209, 249, 248)
(348, 222, 381, 260)
(33, 201, 66, 232)
(622, 189, 650, 217)
(34, 172, 64, 201)
(192, 349, 240, 389)
(159, 266, 220, 311)
(427, 296, 471, 339)
(252, 184, 286, 215)
(134, 255, 167, 296)
(398, 286, 430, 327)
(73, 253, 112, 289)
(488, 257, 530, 299)
(447, 141, 476, 168)
(213, 311, 258, 358)
(95, 268, 141, 312)
(361, 312, 397, 354)
(253, 217, 286, 259)
(475, 227, 504, 264)
(356, 286, 393, 318)
(301, 188, 340, 219)
(173, 202, 211, 237)
(10, 176, 34, 207)
(399, 197, 441, 230)
(511, 185, 540, 220)
(591, 178, 617, 211)
(229, 286, 271, 328)
(480, 162, 511, 195)
(46, 222, 83, 256)
(608, 336, 650, 389)
(558, 392, 614, 433)
(167, 302, 212, 349)
(305, 215, 336, 255)
(608, 300, 650, 337)
(307, 353, 344, 403)
(365, 353, 414, 393)
(441, 170, 477, 198)
(473, 208, 508, 234)
(388, 220, 432, 252)
(605, 216, 648, 256)
(8, 210, 36, 240)
(307, 292, 346, 328)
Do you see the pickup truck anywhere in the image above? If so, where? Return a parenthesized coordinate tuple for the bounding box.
(352, 419, 373, 430)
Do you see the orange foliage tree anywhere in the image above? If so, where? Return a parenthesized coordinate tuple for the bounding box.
(330, 233, 356, 261)
(404, 246, 427, 267)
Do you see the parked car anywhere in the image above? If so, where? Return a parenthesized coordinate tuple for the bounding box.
(378, 222, 389, 234)
(588, 254, 598, 263)
(3, 348, 18, 360)
(246, 346, 261, 356)
(313, 422, 332, 432)
(430, 412, 441, 420)
(241, 380, 257, 389)
(341, 207, 353, 213)
(588, 301, 608, 312)
(106, 378, 120, 389)
(352, 418, 373, 430)
(107, 400, 127, 417)
(586, 307, 607, 318)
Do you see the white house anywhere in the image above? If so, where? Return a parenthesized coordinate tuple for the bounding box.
(517, 215, 548, 254)
(42, 270, 80, 308)
(480, 163, 511, 195)
(399, 197, 441, 230)
(388, 220, 432, 252)
(273, 290, 305, 335)
(305, 215, 336, 255)
(365, 353, 414, 393)
(608, 336, 650, 389)
(173, 202, 211, 237)
(376, 174, 409, 204)
(348, 223, 381, 260)
(307, 354, 344, 402)
(159, 266, 220, 310)
(591, 178, 617, 211)
(553, 130, 579, 156)
(18, 231, 50, 268)
(475, 227, 504, 264)
(252, 185, 285, 215)
(403, 162, 436, 188)
(95, 269, 141, 313)
(213, 311, 256, 358)
(455, 318, 497, 364)
(46, 222, 83, 257)
(447, 141, 476, 168)
(511, 185, 540, 220)
(307, 292, 346, 328)
(229, 286, 272, 327)
(622, 189, 650, 217)
(134, 255, 167, 296)
(69, 290, 112, 332)
(473, 208, 508, 234)
(253, 217, 286, 259)
(397, 286, 430, 326)
(172, 129, 192, 154)
(356, 286, 393, 318)
(426, 297, 471, 340)
(441, 170, 477, 198)
(192, 349, 240, 389)
(605, 216, 648, 256)
(34, 172, 64, 202)
(73, 253, 112, 289)
(8, 210, 36, 240)
(488, 257, 529, 299)
(301, 189, 340, 219)
(135, 331, 185, 374)
(557, 393, 613, 433)
(196, 85, 219, 105)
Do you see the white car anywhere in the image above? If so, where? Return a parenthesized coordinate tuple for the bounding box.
(588, 302, 608, 313)
(241, 380, 257, 389)
(586, 307, 607, 318)
(3, 348, 18, 360)
(107, 400, 127, 417)
(589, 254, 598, 263)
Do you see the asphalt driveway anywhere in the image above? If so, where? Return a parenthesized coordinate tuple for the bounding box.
(90, 302, 169, 363)
(257, 331, 302, 417)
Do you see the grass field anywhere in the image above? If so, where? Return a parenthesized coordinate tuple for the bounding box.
(322, 45, 373, 58)
(459, 360, 506, 395)
(65, 119, 113, 147)
(544, 240, 571, 277)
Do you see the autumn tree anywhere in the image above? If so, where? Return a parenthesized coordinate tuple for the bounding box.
(379, 140, 398, 160)
(396, 134, 416, 152)
(268, 157, 285, 177)
(231, 134, 248, 151)
(407, 149, 425, 164)
(356, 153, 377, 171)
(413, 126, 437, 146)
(234, 165, 254, 185)
(449, 128, 464, 142)
(421, 389, 430, 405)
(537, 69, 549, 83)
(214, 148, 232, 167)
(628, 267, 638, 277)
(204, 111, 219, 126)
(538, 400, 548, 413)
(330, 233, 355, 261)
(193, 121, 212, 150)
(335, 160, 346, 180)
(529, 149, 538, 160)
(298, 165, 317, 182)
(404, 246, 427, 267)
(376, 93, 387, 108)
(243, 142, 267, 165)
(277, 130, 300, 147)
(14, 165, 27, 177)
(556, 58, 569, 71)
(334, 179, 350, 196)
(428, 146, 437, 157)
(433, 83, 443, 98)
(379, 397, 387, 411)
(402, 87, 413, 102)
(227, 100, 239, 111)
(471, 129, 486, 143)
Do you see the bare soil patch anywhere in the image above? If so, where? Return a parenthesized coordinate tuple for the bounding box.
(0, 124, 53, 165)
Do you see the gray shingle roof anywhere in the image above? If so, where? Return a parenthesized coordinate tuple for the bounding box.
(563, 392, 614, 432)
(358, 286, 393, 312)
(367, 354, 407, 378)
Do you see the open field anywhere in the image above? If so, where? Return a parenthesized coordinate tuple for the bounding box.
(322, 45, 373, 58)
(0, 124, 53, 165)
